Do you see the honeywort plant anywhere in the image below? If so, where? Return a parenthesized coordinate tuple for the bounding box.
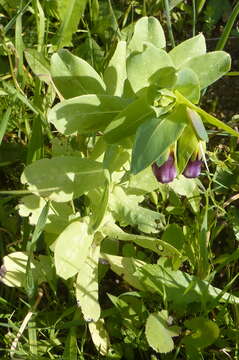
(2, 17, 239, 357)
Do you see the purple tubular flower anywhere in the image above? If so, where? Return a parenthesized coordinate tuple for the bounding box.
(152, 154, 177, 184)
(183, 159, 202, 178)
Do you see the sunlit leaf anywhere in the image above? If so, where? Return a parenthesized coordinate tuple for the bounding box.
(169, 34, 206, 68)
(128, 16, 166, 52)
(88, 319, 110, 356)
(145, 310, 180, 353)
(104, 41, 127, 97)
(54, 219, 93, 280)
(51, 49, 106, 98)
(76, 243, 101, 322)
(48, 94, 128, 135)
(21, 157, 105, 202)
(131, 105, 187, 174)
(127, 44, 174, 94)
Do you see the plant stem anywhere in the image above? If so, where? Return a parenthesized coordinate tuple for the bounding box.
(216, 1, 239, 50)
(164, 0, 175, 48)
(192, 0, 196, 37)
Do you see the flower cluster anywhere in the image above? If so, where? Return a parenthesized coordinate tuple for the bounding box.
(152, 153, 202, 184)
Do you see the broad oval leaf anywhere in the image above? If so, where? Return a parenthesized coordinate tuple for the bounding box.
(103, 96, 155, 144)
(131, 105, 188, 174)
(108, 186, 165, 233)
(183, 317, 220, 349)
(0, 252, 33, 288)
(48, 94, 128, 135)
(174, 68, 200, 104)
(76, 244, 101, 322)
(18, 195, 74, 234)
(54, 220, 93, 280)
(169, 33, 206, 68)
(145, 311, 179, 353)
(181, 51, 231, 89)
(104, 41, 127, 97)
(127, 44, 174, 94)
(51, 49, 106, 98)
(128, 16, 166, 52)
(21, 156, 105, 202)
(88, 319, 110, 356)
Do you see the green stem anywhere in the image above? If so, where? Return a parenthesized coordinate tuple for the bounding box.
(216, 1, 239, 50)
(192, 0, 196, 37)
(164, 0, 175, 48)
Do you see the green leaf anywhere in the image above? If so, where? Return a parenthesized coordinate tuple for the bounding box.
(183, 317, 220, 349)
(162, 224, 185, 252)
(131, 105, 187, 174)
(127, 44, 174, 94)
(182, 51, 231, 89)
(54, 219, 93, 280)
(102, 221, 181, 257)
(169, 34, 206, 68)
(128, 16, 166, 52)
(63, 327, 78, 360)
(51, 49, 106, 99)
(55, 0, 88, 49)
(91, 177, 110, 231)
(18, 195, 74, 234)
(88, 319, 110, 356)
(76, 243, 101, 322)
(174, 68, 200, 104)
(177, 126, 199, 173)
(149, 66, 177, 89)
(0, 108, 11, 145)
(103, 96, 155, 144)
(102, 254, 146, 291)
(0, 252, 34, 288)
(48, 94, 128, 135)
(145, 311, 180, 353)
(0, 252, 53, 288)
(108, 186, 164, 233)
(127, 167, 160, 195)
(176, 91, 239, 138)
(186, 108, 208, 141)
(169, 0, 184, 9)
(21, 157, 105, 202)
(135, 263, 239, 305)
(24, 49, 51, 84)
(104, 41, 127, 97)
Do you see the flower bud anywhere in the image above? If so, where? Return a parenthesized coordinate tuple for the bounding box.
(183, 159, 202, 178)
(152, 154, 177, 183)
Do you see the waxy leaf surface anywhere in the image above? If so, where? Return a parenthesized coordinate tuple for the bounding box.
(128, 16, 166, 52)
(76, 244, 101, 322)
(169, 33, 206, 68)
(48, 95, 128, 135)
(54, 220, 93, 280)
(104, 41, 127, 97)
(51, 49, 106, 98)
(127, 44, 174, 94)
(131, 105, 188, 174)
(21, 157, 105, 202)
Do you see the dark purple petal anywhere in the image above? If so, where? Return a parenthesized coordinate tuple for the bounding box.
(183, 160, 202, 178)
(152, 155, 177, 184)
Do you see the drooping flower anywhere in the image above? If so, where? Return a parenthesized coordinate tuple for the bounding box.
(183, 159, 202, 178)
(152, 154, 177, 184)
